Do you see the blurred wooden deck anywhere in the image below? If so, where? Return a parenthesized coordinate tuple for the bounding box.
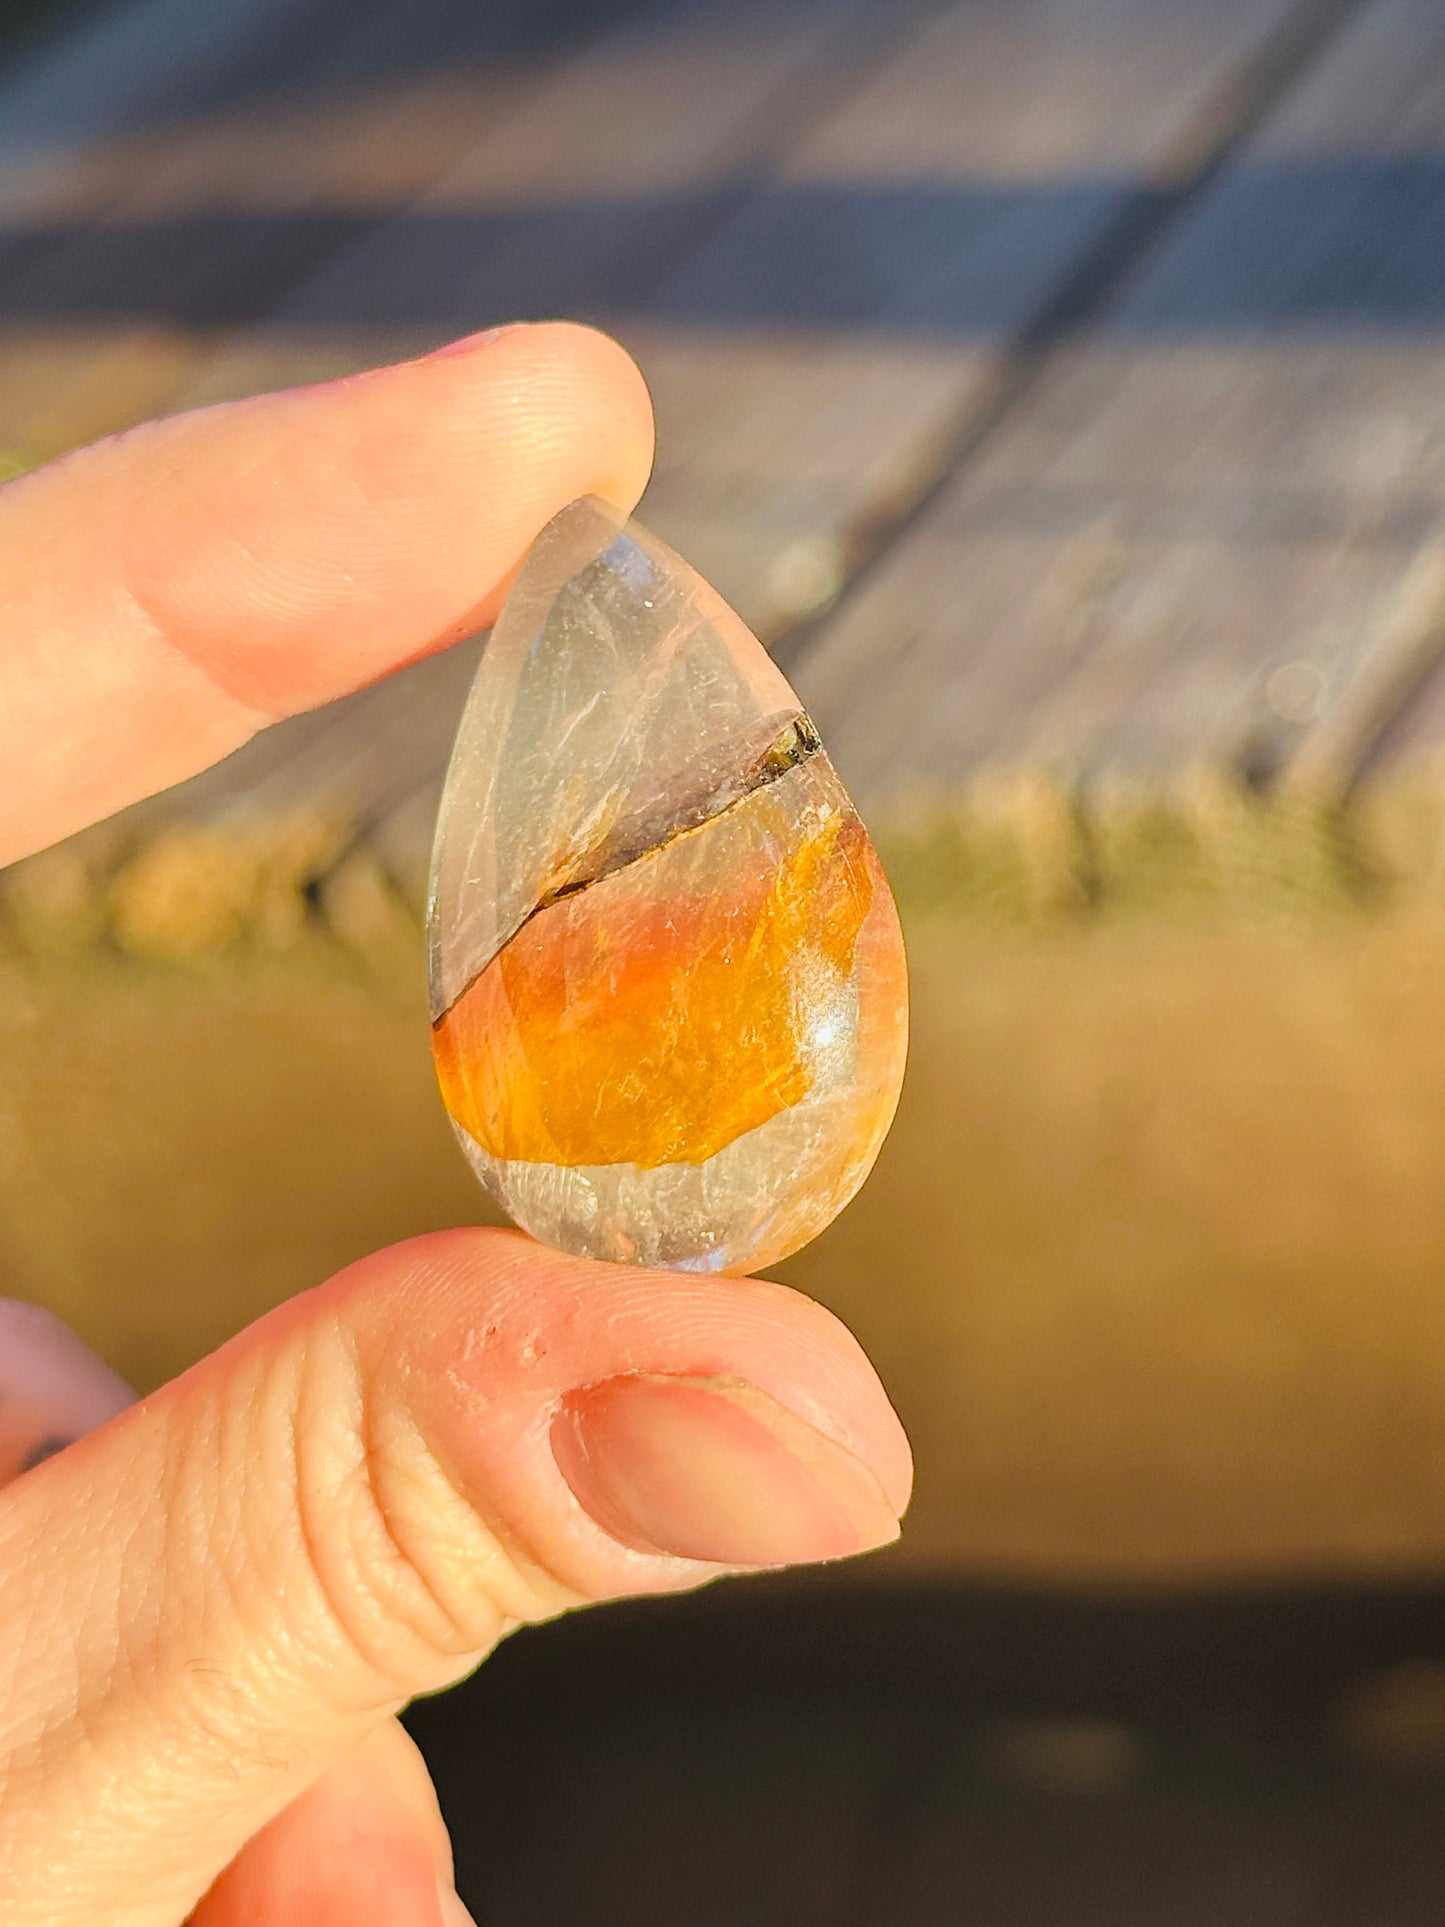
(3, 0, 1445, 902)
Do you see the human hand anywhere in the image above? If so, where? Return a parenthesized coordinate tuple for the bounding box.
(0, 324, 912, 1927)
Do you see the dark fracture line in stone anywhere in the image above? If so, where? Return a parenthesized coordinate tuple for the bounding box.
(543, 710, 821, 897)
(502, 712, 820, 933)
(443, 712, 823, 1012)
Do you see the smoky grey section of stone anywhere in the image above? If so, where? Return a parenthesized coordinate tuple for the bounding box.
(516, 710, 822, 931)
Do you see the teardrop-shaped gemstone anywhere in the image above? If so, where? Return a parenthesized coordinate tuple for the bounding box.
(428, 497, 907, 1274)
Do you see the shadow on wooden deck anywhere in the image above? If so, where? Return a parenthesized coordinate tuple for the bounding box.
(7, 160, 1445, 335)
(410, 1579, 1445, 1925)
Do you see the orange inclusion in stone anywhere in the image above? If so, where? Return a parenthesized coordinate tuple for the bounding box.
(432, 808, 875, 1169)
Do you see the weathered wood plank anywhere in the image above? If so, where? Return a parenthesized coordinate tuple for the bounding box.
(0, 5, 734, 453)
(125, 0, 893, 430)
(795, 0, 1445, 801)
(0, 0, 337, 188)
(95, 0, 910, 887)
(0, 0, 894, 899)
(0, 0, 597, 460)
(0, 0, 367, 449)
(0, 0, 626, 220)
(634, 0, 1309, 638)
(0, 0, 1370, 896)
(176, 0, 888, 384)
(147, 0, 1314, 894)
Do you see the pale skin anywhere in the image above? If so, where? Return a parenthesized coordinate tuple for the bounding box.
(0, 322, 913, 1927)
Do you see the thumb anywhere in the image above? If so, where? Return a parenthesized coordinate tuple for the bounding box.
(0, 1228, 909, 1927)
(0, 1301, 464, 1927)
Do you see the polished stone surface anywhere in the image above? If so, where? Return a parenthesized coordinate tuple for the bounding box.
(429, 497, 907, 1272)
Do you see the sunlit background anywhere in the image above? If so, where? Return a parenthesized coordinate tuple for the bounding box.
(7, 0, 1445, 1916)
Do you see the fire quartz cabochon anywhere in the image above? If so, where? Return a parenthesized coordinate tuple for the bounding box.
(428, 497, 907, 1274)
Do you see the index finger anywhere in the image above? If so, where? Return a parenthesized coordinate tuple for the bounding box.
(0, 322, 654, 865)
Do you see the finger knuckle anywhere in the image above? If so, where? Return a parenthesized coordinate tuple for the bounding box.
(283, 1324, 521, 1698)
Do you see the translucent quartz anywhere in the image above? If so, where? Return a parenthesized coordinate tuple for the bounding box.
(428, 497, 907, 1273)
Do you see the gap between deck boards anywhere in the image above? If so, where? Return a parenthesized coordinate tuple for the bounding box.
(771, 0, 1375, 679)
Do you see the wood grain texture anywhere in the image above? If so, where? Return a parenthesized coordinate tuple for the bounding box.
(46, 0, 923, 895)
(0, 0, 597, 460)
(795, 0, 1445, 802)
(0, 0, 1375, 881)
(0, 0, 385, 450)
(636, 0, 1307, 638)
(175, 0, 889, 375)
(149, 0, 1315, 886)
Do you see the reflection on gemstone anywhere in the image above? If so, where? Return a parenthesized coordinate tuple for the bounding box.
(428, 497, 907, 1274)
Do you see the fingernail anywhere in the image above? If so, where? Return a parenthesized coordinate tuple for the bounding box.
(437, 1880, 479, 1927)
(551, 1374, 901, 1567)
(423, 323, 526, 362)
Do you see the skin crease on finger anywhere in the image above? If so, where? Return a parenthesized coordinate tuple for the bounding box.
(0, 1231, 909, 1927)
(0, 1306, 463, 1927)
